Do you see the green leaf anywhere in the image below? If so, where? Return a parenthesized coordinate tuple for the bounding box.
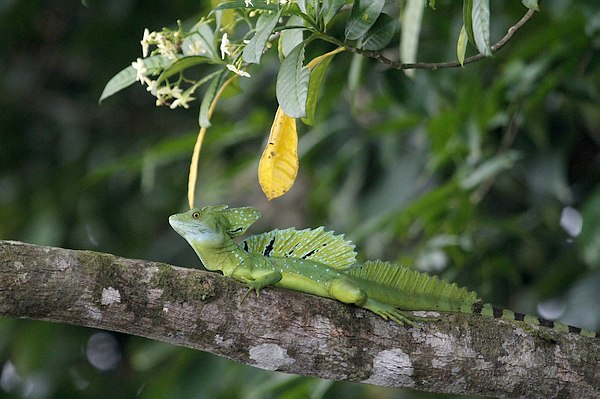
(243, 9, 282, 64)
(345, 0, 385, 41)
(85, 133, 197, 182)
(400, 0, 425, 77)
(521, 0, 539, 11)
(276, 42, 310, 118)
(279, 16, 305, 58)
(184, 22, 218, 60)
(199, 70, 228, 128)
(456, 24, 468, 66)
(462, 0, 475, 45)
(213, 0, 278, 11)
(302, 53, 336, 125)
(156, 56, 216, 87)
(321, 0, 346, 26)
(471, 0, 491, 56)
(99, 55, 170, 103)
(391, 180, 460, 236)
(362, 13, 395, 51)
(460, 151, 521, 190)
(298, 0, 318, 15)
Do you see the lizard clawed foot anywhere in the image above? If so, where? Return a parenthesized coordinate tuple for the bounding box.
(363, 299, 424, 328)
(382, 310, 421, 328)
(240, 282, 262, 304)
(236, 270, 282, 304)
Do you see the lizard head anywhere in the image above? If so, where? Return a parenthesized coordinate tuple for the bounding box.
(169, 205, 261, 248)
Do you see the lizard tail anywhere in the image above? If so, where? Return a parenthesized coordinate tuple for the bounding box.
(348, 260, 598, 338)
(466, 301, 599, 339)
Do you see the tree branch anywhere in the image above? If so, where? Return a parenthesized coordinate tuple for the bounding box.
(1, 240, 598, 398)
(317, 8, 537, 70)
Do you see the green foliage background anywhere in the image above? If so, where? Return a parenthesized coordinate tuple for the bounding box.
(1, 1, 599, 398)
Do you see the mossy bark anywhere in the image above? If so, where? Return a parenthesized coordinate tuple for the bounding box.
(1, 240, 598, 398)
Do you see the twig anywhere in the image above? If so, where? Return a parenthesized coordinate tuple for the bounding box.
(318, 8, 537, 70)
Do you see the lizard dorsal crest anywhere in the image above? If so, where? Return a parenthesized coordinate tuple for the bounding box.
(222, 206, 261, 238)
(347, 260, 480, 304)
(242, 227, 357, 270)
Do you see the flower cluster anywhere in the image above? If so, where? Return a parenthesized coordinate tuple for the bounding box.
(131, 25, 204, 109)
(130, 10, 259, 110)
(131, 56, 195, 109)
(140, 28, 182, 60)
(220, 32, 252, 78)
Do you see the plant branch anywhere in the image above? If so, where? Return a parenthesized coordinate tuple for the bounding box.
(317, 8, 536, 70)
(1, 240, 598, 398)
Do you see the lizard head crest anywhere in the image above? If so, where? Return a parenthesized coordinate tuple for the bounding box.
(169, 205, 261, 247)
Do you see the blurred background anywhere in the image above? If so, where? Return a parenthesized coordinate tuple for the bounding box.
(1, 0, 599, 398)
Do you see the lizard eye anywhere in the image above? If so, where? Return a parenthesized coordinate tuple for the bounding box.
(192, 212, 200, 219)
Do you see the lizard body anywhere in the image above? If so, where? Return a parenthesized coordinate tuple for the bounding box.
(169, 205, 598, 338)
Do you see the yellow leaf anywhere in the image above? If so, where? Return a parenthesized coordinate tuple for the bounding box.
(259, 107, 299, 200)
(306, 47, 345, 69)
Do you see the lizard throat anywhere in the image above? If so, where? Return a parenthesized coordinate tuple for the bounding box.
(190, 240, 249, 275)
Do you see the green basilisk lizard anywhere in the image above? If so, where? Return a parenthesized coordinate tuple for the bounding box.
(169, 205, 598, 338)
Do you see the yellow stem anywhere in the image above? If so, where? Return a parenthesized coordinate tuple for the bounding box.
(187, 74, 239, 209)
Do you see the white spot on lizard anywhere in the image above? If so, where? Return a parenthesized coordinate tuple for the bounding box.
(101, 287, 121, 305)
(248, 343, 295, 371)
(363, 349, 415, 387)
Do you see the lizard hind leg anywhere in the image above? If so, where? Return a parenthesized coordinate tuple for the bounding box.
(328, 279, 423, 327)
(328, 278, 369, 307)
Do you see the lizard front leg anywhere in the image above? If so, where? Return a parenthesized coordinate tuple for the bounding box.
(231, 268, 282, 302)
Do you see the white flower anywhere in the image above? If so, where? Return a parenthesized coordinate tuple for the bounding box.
(154, 84, 181, 107)
(168, 86, 183, 99)
(186, 40, 206, 56)
(132, 58, 148, 83)
(145, 79, 157, 94)
(244, 0, 253, 6)
(154, 32, 179, 60)
(141, 28, 151, 57)
(226, 64, 251, 78)
(170, 90, 196, 109)
(156, 85, 175, 98)
(220, 33, 231, 59)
